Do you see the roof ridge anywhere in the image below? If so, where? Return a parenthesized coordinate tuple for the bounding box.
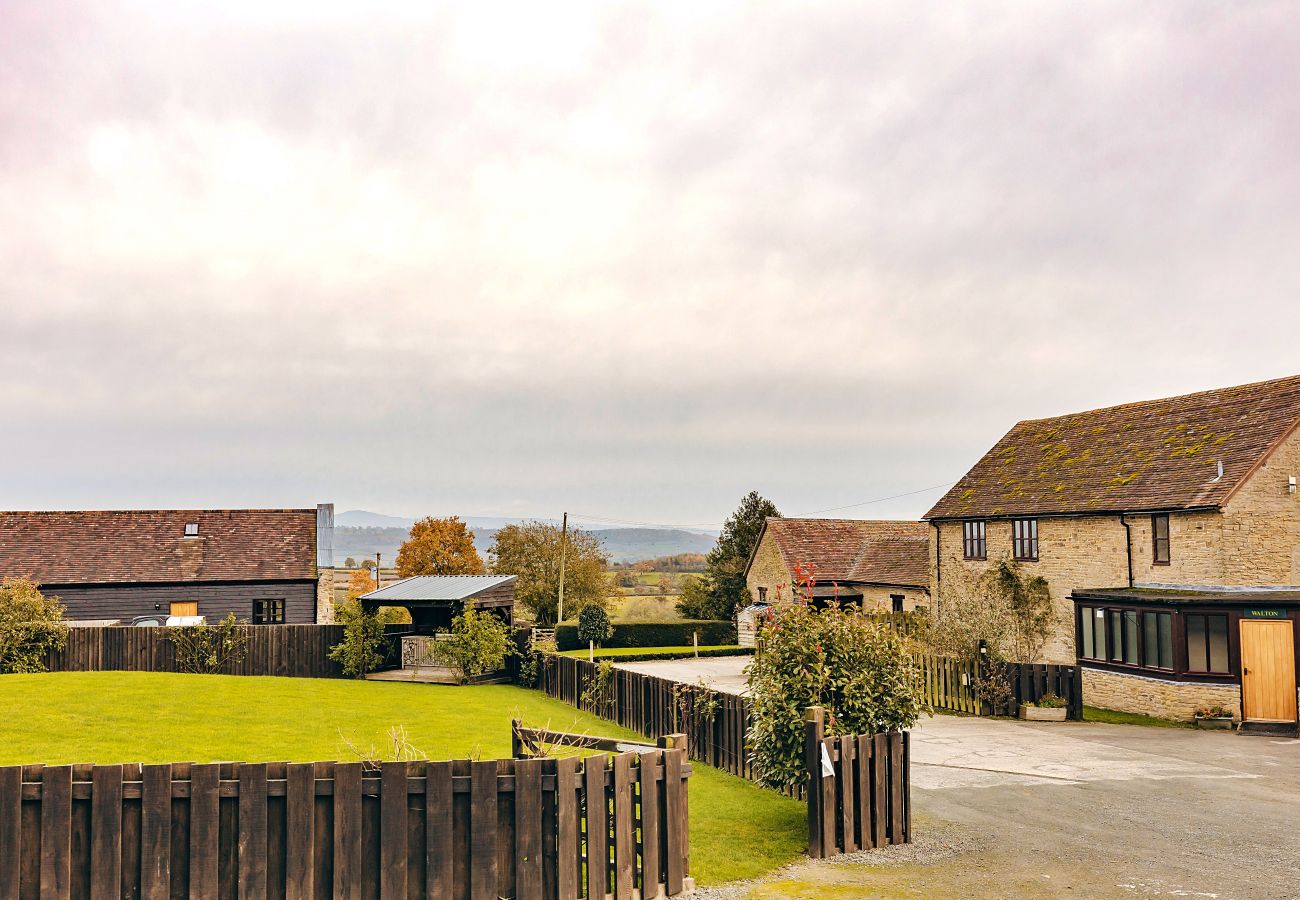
(1015, 372, 1300, 425)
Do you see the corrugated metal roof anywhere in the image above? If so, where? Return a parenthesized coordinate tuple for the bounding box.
(360, 574, 517, 603)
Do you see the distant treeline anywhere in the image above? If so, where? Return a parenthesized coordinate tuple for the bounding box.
(609, 553, 708, 573)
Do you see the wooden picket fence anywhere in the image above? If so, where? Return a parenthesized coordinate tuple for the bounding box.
(42, 625, 405, 679)
(914, 654, 1084, 720)
(803, 707, 909, 858)
(0, 752, 692, 899)
(538, 654, 762, 788)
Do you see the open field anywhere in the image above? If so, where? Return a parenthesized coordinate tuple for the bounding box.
(0, 672, 802, 885)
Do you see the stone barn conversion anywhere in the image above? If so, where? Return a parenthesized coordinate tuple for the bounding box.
(744, 518, 931, 612)
(0, 505, 335, 625)
(926, 373, 1300, 732)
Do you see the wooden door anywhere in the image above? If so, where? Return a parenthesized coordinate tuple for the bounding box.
(1240, 620, 1297, 723)
(169, 601, 198, 617)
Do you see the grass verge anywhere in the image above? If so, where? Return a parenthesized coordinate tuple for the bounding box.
(0, 671, 802, 884)
(1083, 705, 1191, 728)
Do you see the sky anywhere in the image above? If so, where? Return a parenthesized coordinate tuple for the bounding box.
(2, 1, 1299, 529)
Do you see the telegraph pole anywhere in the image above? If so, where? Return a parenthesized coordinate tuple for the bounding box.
(375, 553, 381, 592)
(557, 512, 568, 623)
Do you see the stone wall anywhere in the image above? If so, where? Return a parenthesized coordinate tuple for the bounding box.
(316, 567, 335, 624)
(860, 585, 930, 613)
(1082, 667, 1240, 721)
(745, 532, 796, 604)
(1221, 425, 1300, 584)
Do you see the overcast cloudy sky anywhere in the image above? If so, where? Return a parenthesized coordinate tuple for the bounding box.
(2, 1, 1298, 527)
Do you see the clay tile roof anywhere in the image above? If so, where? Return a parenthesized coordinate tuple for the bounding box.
(761, 518, 929, 588)
(925, 374, 1300, 520)
(0, 509, 318, 585)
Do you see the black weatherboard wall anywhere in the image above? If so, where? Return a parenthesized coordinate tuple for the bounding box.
(44, 579, 318, 624)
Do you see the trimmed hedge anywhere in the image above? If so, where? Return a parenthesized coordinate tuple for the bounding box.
(558, 646, 753, 662)
(554, 619, 736, 651)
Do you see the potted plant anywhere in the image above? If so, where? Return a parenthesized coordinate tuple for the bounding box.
(1193, 704, 1235, 730)
(1019, 693, 1068, 722)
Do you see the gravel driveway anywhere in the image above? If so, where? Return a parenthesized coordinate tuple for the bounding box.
(628, 657, 1300, 898)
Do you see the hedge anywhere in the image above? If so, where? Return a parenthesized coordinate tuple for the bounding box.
(558, 646, 753, 662)
(554, 619, 736, 651)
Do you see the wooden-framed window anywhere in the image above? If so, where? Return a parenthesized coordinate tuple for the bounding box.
(962, 520, 987, 560)
(252, 598, 285, 625)
(1012, 518, 1039, 561)
(1186, 613, 1230, 674)
(1079, 606, 1107, 660)
(890, 594, 905, 613)
(757, 587, 768, 603)
(1152, 513, 1170, 565)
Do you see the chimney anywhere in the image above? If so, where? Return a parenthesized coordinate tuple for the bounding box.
(316, 503, 335, 569)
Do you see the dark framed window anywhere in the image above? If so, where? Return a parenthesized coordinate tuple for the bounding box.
(1152, 514, 1170, 565)
(1080, 605, 1109, 660)
(1142, 611, 1173, 670)
(962, 521, 987, 560)
(1186, 613, 1230, 674)
(890, 594, 905, 613)
(1012, 518, 1039, 561)
(252, 598, 285, 625)
(757, 587, 768, 603)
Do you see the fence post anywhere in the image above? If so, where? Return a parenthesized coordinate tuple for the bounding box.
(658, 733, 688, 757)
(1070, 665, 1084, 721)
(803, 706, 825, 858)
(510, 720, 523, 759)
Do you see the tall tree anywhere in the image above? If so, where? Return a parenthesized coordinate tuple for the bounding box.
(396, 516, 486, 577)
(677, 491, 780, 620)
(488, 522, 609, 626)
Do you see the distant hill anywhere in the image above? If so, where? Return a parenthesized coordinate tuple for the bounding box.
(332, 524, 716, 567)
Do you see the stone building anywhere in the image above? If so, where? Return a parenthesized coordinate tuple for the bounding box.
(744, 518, 930, 612)
(0, 505, 335, 625)
(925, 374, 1300, 730)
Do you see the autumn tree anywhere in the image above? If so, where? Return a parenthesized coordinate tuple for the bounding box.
(396, 516, 486, 577)
(346, 568, 377, 600)
(677, 491, 780, 620)
(488, 522, 609, 626)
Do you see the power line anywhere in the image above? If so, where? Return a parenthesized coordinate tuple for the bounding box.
(567, 480, 955, 531)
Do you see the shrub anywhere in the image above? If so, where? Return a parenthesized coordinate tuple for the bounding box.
(0, 578, 68, 674)
(747, 601, 925, 791)
(554, 620, 735, 651)
(926, 557, 1057, 663)
(577, 604, 614, 647)
(168, 613, 250, 674)
(1194, 703, 1233, 719)
(1035, 693, 1067, 709)
(428, 608, 514, 684)
(329, 601, 386, 678)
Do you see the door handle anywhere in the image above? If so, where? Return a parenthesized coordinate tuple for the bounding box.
(1243, 667, 1249, 676)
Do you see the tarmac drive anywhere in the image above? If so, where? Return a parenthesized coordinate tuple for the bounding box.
(629, 658, 1300, 898)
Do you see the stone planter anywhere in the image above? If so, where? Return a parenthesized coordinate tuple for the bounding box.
(1019, 703, 1067, 722)
(1194, 715, 1235, 730)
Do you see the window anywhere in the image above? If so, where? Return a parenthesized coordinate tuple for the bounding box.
(183, 523, 199, 537)
(1012, 518, 1039, 561)
(1186, 613, 1230, 674)
(757, 587, 768, 603)
(890, 594, 905, 613)
(1152, 514, 1170, 565)
(1142, 611, 1173, 670)
(1080, 606, 1108, 660)
(962, 521, 987, 560)
(252, 599, 285, 625)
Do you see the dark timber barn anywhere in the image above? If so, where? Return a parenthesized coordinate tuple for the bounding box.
(0, 506, 334, 624)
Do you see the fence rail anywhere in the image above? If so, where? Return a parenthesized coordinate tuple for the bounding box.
(42, 625, 406, 679)
(0, 752, 692, 899)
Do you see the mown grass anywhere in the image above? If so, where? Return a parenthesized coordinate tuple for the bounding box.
(1083, 704, 1192, 728)
(0, 672, 803, 885)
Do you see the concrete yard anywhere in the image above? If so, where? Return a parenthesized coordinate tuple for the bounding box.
(638, 657, 1300, 898)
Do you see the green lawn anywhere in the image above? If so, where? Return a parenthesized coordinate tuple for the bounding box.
(0, 672, 802, 885)
(1083, 705, 1192, 728)
(559, 645, 748, 660)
